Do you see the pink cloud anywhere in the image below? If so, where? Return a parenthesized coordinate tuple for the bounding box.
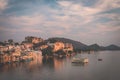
(9, 14, 46, 26)
(0, 0, 8, 13)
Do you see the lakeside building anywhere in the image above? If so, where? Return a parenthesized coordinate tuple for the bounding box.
(0, 36, 74, 64)
(25, 36, 44, 44)
(53, 42, 65, 52)
(0, 36, 43, 64)
(63, 43, 73, 52)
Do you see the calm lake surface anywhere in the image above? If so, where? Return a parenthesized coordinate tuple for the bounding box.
(0, 51, 120, 80)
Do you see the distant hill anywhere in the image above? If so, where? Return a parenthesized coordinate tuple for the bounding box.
(87, 44, 103, 50)
(105, 44, 120, 50)
(33, 37, 120, 51)
(87, 44, 120, 51)
(46, 37, 87, 50)
(46, 37, 120, 51)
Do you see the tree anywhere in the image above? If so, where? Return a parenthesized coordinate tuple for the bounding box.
(15, 42, 19, 46)
(8, 39, 13, 44)
(42, 46, 53, 56)
(8, 39, 15, 45)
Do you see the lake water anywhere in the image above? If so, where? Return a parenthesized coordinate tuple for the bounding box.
(0, 51, 120, 80)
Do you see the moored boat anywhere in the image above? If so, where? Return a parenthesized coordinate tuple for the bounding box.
(71, 57, 88, 63)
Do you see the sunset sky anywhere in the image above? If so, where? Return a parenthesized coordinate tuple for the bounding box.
(0, 0, 120, 46)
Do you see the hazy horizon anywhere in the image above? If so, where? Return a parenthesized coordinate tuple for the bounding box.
(0, 0, 120, 46)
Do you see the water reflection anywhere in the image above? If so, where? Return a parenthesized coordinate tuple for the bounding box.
(0, 51, 120, 80)
(72, 62, 88, 66)
(42, 57, 65, 70)
(0, 57, 63, 72)
(0, 63, 21, 72)
(0, 55, 43, 72)
(0, 54, 89, 73)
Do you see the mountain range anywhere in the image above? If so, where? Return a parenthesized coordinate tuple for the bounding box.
(46, 37, 120, 51)
(1, 37, 120, 51)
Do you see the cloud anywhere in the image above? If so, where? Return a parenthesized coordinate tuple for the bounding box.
(0, 0, 8, 13)
(0, 0, 120, 45)
(2, 0, 119, 35)
(0, 14, 45, 34)
(58, 1, 73, 7)
(1, 0, 120, 33)
(10, 14, 46, 26)
(94, 0, 120, 10)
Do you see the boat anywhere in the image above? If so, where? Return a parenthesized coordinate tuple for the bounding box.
(98, 58, 102, 61)
(71, 57, 88, 63)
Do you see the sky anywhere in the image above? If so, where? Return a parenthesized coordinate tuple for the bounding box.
(0, 0, 120, 46)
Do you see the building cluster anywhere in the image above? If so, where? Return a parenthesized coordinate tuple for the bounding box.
(44, 41, 73, 56)
(0, 36, 73, 64)
(0, 36, 42, 64)
(25, 36, 43, 44)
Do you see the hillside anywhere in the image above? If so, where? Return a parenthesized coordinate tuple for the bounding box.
(46, 37, 120, 51)
(46, 37, 87, 50)
(32, 37, 120, 51)
(105, 44, 120, 50)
